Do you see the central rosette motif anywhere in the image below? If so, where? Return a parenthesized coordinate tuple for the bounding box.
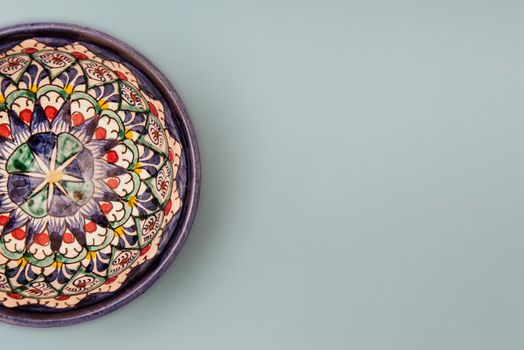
(6, 132, 94, 218)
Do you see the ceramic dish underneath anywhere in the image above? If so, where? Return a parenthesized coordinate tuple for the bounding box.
(0, 23, 200, 327)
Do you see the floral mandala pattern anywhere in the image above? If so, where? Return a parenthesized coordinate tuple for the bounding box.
(0, 39, 183, 308)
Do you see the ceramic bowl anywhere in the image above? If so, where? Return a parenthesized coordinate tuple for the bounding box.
(0, 23, 200, 327)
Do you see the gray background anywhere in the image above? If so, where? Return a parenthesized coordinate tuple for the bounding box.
(1, 0, 523, 349)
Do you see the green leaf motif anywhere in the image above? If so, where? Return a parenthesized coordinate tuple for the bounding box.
(6, 144, 42, 173)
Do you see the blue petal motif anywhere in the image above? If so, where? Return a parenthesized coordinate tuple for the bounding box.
(26, 131, 56, 168)
(7, 174, 45, 205)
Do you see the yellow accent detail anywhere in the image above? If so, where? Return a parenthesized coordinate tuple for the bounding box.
(114, 226, 125, 237)
(52, 261, 63, 269)
(98, 99, 109, 110)
(17, 257, 28, 268)
(124, 128, 134, 140)
(63, 85, 74, 95)
(0, 94, 4, 104)
(133, 162, 142, 174)
(127, 196, 138, 207)
(87, 251, 96, 260)
(45, 169, 63, 183)
(30, 84, 38, 93)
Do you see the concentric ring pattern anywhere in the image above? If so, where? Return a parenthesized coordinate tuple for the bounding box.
(0, 39, 183, 308)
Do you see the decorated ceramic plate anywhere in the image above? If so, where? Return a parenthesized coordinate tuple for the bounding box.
(0, 23, 200, 326)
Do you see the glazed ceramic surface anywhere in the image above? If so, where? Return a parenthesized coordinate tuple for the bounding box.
(0, 24, 199, 324)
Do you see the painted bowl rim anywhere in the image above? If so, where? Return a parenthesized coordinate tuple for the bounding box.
(0, 22, 201, 327)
